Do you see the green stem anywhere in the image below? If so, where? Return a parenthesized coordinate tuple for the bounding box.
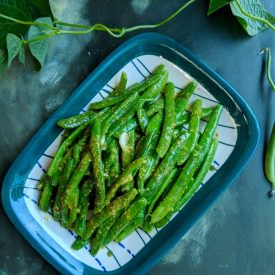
(235, 0, 275, 31)
(0, 13, 58, 31)
(261, 48, 275, 91)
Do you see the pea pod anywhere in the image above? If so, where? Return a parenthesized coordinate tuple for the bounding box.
(104, 197, 147, 245)
(75, 179, 93, 237)
(107, 71, 168, 138)
(63, 152, 92, 209)
(144, 129, 188, 203)
(137, 107, 149, 132)
(145, 98, 164, 117)
(175, 81, 197, 123)
(105, 158, 144, 205)
(156, 82, 176, 158)
(112, 117, 138, 139)
(115, 209, 145, 242)
(104, 138, 121, 187)
(119, 130, 136, 169)
(90, 119, 105, 213)
(39, 181, 54, 212)
(148, 168, 178, 214)
(155, 138, 219, 228)
(101, 92, 139, 137)
(265, 123, 275, 196)
(150, 105, 222, 223)
(82, 188, 138, 241)
(113, 71, 127, 96)
(177, 99, 202, 165)
(68, 187, 79, 224)
(47, 124, 87, 177)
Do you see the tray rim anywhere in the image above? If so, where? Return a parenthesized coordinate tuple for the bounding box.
(1, 32, 260, 275)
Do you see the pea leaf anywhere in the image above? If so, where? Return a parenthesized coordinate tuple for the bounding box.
(28, 17, 52, 69)
(6, 33, 23, 67)
(208, 0, 232, 15)
(19, 46, 25, 64)
(0, 0, 32, 47)
(230, 0, 275, 35)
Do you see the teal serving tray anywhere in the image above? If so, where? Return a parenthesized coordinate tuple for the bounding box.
(2, 33, 259, 274)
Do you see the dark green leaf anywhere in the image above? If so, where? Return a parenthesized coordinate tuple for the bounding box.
(19, 46, 25, 64)
(208, 0, 232, 15)
(0, 49, 7, 74)
(28, 17, 52, 69)
(0, 0, 32, 47)
(27, 0, 52, 18)
(6, 33, 22, 67)
(230, 0, 275, 35)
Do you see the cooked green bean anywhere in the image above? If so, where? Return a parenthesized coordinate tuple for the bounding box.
(137, 107, 149, 132)
(115, 210, 145, 242)
(155, 138, 219, 228)
(105, 158, 144, 205)
(104, 197, 147, 245)
(175, 81, 197, 123)
(144, 129, 188, 203)
(68, 187, 79, 224)
(82, 188, 138, 241)
(75, 179, 93, 236)
(47, 124, 86, 177)
(90, 119, 105, 213)
(112, 117, 138, 139)
(151, 105, 222, 223)
(39, 181, 54, 212)
(148, 168, 178, 214)
(156, 82, 176, 158)
(112, 71, 127, 96)
(145, 98, 164, 117)
(265, 123, 275, 196)
(177, 99, 202, 165)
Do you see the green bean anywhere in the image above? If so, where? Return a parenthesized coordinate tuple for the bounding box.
(120, 65, 165, 96)
(47, 124, 86, 177)
(175, 81, 197, 122)
(75, 179, 93, 237)
(90, 119, 105, 213)
(107, 71, 168, 138)
(68, 187, 79, 224)
(156, 82, 176, 158)
(177, 99, 202, 165)
(144, 129, 188, 203)
(37, 174, 50, 191)
(265, 123, 275, 196)
(63, 152, 92, 207)
(113, 71, 127, 96)
(150, 105, 222, 223)
(82, 188, 138, 241)
(145, 98, 164, 117)
(115, 209, 145, 242)
(104, 197, 147, 245)
(72, 239, 88, 250)
(148, 168, 178, 214)
(119, 130, 136, 169)
(105, 158, 144, 205)
(104, 138, 121, 187)
(57, 111, 96, 129)
(52, 158, 75, 221)
(39, 181, 54, 212)
(112, 117, 138, 139)
(155, 138, 219, 228)
(137, 107, 149, 132)
(135, 136, 145, 158)
(101, 92, 139, 137)
(89, 93, 131, 110)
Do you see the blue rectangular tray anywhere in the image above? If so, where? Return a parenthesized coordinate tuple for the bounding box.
(2, 33, 259, 274)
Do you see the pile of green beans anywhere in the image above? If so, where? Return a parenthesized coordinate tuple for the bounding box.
(38, 64, 223, 256)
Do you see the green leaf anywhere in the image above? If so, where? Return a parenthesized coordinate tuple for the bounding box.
(0, 0, 32, 47)
(0, 49, 7, 74)
(19, 46, 25, 64)
(230, 0, 275, 35)
(27, 0, 52, 18)
(208, 0, 232, 15)
(28, 17, 52, 69)
(6, 33, 22, 67)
